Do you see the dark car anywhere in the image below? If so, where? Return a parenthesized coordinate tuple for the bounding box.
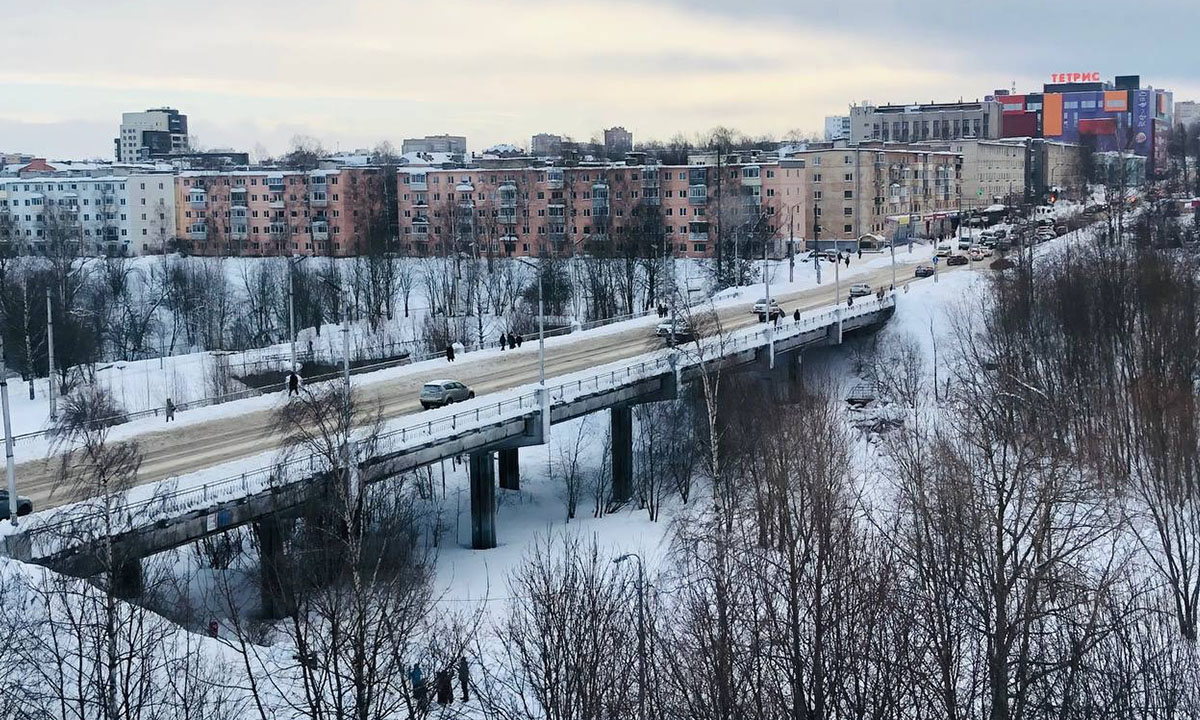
(0, 490, 33, 520)
(946, 254, 969, 266)
(914, 264, 935, 278)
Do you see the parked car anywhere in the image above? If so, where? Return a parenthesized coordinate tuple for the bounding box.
(849, 282, 872, 297)
(946, 254, 969, 266)
(752, 298, 784, 321)
(805, 249, 838, 262)
(655, 319, 693, 342)
(0, 490, 33, 520)
(914, 264, 935, 278)
(936, 244, 954, 257)
(420, 379, 475, 409)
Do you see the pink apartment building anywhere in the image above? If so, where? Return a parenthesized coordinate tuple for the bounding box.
(175, 167, 386, 257)
(395, 160, 809, 259)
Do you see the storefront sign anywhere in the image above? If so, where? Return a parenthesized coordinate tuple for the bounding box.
(1050, 72, 1101, 84)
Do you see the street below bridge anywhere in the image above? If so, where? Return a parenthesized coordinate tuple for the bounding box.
(15, 260, 952, 511)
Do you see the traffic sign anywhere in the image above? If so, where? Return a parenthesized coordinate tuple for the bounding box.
(932, 256, 940, 264)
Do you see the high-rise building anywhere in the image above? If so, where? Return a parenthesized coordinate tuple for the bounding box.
(531, 133, 563, 157)
(116, 107, 189, 162)
(850, 101, 1003, 144)
(824, 115, 851, 141)
(603, 127, 633, 155)
(401, 135, 467, 155)
(1175, 100, 1200, 130)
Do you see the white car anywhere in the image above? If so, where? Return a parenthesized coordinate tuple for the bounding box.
(848, 282, 872, 297)
(655, 319, 693, 341)
(936, 244, 953, 257)
(751, 298, 783, 320)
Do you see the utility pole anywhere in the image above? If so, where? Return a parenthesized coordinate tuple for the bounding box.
(46, 286, 56, 421)
(1, 335, 18, 526)
(615, 554, 647, 720)
(764, 239, 774, 369)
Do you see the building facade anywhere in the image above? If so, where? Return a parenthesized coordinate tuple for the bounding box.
(995, 75, 1173, 177)
(116, 108, 189, 162)
(394, 158, 808, 259)
(850, 101, 1002, 144)
(175, 167, 387, 257)
(787, 145, 962, 244)
(603, 127, 634, 155)
(824, 115, 851, 141)
(401, 135, 467, 155)
(1175, 100, 1199, 130)
(531, 133, 563, 157)
(938, 139, 1026, 205)
(0, 169, 176, 256)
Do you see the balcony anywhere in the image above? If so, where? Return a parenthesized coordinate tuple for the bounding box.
(231, 225, 248, 240)
(187, 192, 207, 208)
(498, 210, 518, 226)
(688, 185, 708, 206)
(312, 221, 329, 240)
(499, 184, 518, 208)
(689, 232, 708, 243)
(268, 197, 286, 209)
(413, 195, 428, 207)
(408, 175, 428, 191)
(641, 170, 660, 189)
(187, 225, 207, 240)
(545, 168, 564, 190)
(741, 166, 762, 187)
(267, 176, 286, 192)
(309, 191, 328, 207)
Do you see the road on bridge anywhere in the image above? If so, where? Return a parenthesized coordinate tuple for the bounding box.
(16, 261, 959, 510)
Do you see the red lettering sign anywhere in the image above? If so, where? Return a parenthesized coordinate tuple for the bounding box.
(1051, 72, 1100, 84)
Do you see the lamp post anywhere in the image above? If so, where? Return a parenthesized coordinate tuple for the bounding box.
(46, 286, 56, 421)
(515, 258, 545, 387)
(1, 335, 18, 526)
(614, 553, 646, 720)
(287, 255, 308, 373)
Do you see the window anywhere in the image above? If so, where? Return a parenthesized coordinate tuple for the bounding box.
(843, 207, 853, 216)
(812, 173, 822, 183)
(844, 224, 853, 233)
(843, 190, 853, 199)
(844, 173, 853, 182)
(814, 190, 822, 200)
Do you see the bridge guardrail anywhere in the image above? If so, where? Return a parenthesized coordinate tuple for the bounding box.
(9, 295, 895, 557)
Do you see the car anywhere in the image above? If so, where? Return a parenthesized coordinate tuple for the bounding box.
(751, 298, 784, 321)
(957, 237, 973, 251)
(805, 249, 838, 262)
(848, 282, 872, 297)
(420, 379, 475, 409)
(935, 244, 953, 257)
(655, 319, 693, 342)
(993, 228, 1008, 239)
(946, 254, 969, 266)
(914, 264, 935, 278)
(0, 490, 33, 520)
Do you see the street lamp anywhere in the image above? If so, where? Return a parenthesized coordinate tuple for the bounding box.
(1, 335, 19, 526)
(613, 553, 646, 720)
(515, 258, 546, 387)
(287, 254, 308, 374)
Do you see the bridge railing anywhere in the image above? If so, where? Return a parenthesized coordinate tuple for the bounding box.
(9, 294, 896, 558)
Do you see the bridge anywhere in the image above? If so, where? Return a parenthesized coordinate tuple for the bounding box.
(3, 279, 903, 611)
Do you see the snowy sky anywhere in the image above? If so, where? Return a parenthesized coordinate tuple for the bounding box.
(4, 0, 1198, 160)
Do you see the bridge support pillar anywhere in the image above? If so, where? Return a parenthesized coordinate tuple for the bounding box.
(610, 406, 633, 504)
(256, 515, 292, 620)
(498, 448, 520, 491)
(470, 450, 497, 549)
(111, 557, 143, 599)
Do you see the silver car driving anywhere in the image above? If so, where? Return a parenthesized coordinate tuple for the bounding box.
(420, 379, 475, 409)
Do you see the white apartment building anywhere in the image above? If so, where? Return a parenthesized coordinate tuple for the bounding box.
(944, 139, 1026, 205)
(116, 107, 189, 162)
(1176, 101, 1200, 130)
(0, 172, 176, 256)
(824, 115, 851, 141)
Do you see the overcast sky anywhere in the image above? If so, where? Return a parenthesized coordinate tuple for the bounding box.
(4, 0, 1197, 160)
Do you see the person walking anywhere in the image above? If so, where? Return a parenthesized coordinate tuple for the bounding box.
(844, 254, 850, 268)
(165, 397, 176, 422)
(436, 669, 453, 705)
(515, 333, 523, 348)
(445, 344, 455, 363)
(793, 308, 801, 324)
(499, 333, 507, 351)
(458, 656, 471, 702)
(857, 248, 863, 259)
(287, 371, 300, 397)
(411, 665, 429, 711)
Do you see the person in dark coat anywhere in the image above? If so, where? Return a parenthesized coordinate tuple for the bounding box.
(857, 248, 863, 259)
(165, 397, 176, 422)
(445, 344, 455, 362)
(847, 295, 854, 307)
(287, 372, 300, 396)
(436, 669, 453, 705)
(410, 665, 429, 710)
(844, 255, 850, 267)
(515, 333, 523, 348)
(499, 333, 507, 351)
(793, 308, 801, 324)
(458, 656, 470, 702)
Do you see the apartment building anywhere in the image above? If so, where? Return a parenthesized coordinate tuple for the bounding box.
(116, 107, 189, 162)
(175, 167, 386, 257)
(603, 127, 634, 155)
(930, 139, 1026, 206)
(824, 115, 851, 141)
(788, 145, 962, 244)
(401, 135, 467, 155)
(394, 158, 808, 259)
(0, 170, 176, 256)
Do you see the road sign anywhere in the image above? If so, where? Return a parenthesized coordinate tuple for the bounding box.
(932, 256, 940, 264)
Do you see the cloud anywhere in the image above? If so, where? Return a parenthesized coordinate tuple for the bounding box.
(2, 0, 1196, 159)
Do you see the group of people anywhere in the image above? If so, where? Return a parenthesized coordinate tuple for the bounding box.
(498, 332, 524, 350)
(410, 658, 471, 710)
(654, 304, 671, 318)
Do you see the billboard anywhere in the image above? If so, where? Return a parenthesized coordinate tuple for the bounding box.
(1104, 91, 1128, 112)
(1043, 94, 1064, 137)
(1133, 90, 1152, 156)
